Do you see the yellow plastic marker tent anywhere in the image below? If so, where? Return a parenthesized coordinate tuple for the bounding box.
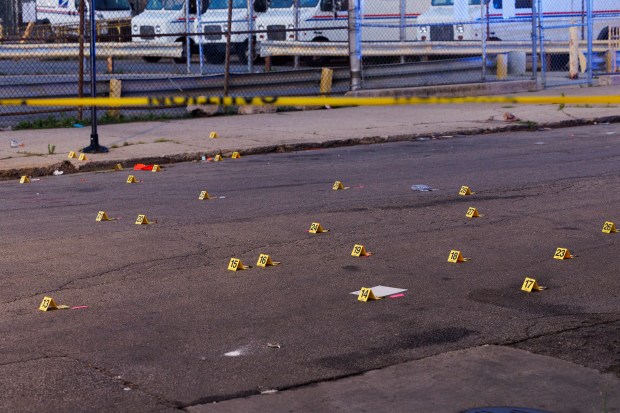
(521, 277, 545, 293)
(19, 176, 30, 184)
(114, 163, 124, 171)
(448, 250, 470, 263)
(228, 258, 250, 271)
(152, 164, 161, 172)
(68, 151, 77, 159)
(309, 222, 328, 233)
(38, 296, 70, 311)
(78, 153, 88, 161)
(351, 244, 372, 257)
(126, 175, 138, 183)
(602, 221, 617, 233)
(135, 214, 151, 225)
(357, 287, 379, 302)
(96, 211, 112, 221)
(256, 254, 280, 267)
(332, 181, 349, 190)
(231, 152, 241, 159)
(466, 207, 480, 218)
(209, 131, 218, 139)
(553, 247, 572, 260)
(214, 154, 223, 161)
(459, 186, 474, 196)
(198, 191, 212, 200)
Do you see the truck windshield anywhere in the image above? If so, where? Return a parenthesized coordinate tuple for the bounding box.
(208, 0, 247, 9)
(268, 0, 319, 8)
(431, 0, 487, 5)
(145, 0, 186, 10)
(88, 0, 130, 10)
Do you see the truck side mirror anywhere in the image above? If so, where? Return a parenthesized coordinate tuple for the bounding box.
(320, 0, 333, 12)
(254, 0, 267, 12)
(338, 0, 348, 10)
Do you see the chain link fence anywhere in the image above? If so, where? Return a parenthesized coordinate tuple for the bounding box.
(0, 0, 619, 127)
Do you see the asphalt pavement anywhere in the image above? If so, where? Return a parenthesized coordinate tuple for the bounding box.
(1, 124, 619, 412)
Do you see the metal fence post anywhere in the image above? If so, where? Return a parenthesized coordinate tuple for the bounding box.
(480, 1, 486, 82)
(198, 0, 204, 74)
(537, 0, 546, 89)
(531, 0, 538, 85)
(586, 0, 593, 85)
(399, 0, 405, 64)
(186, 0, 191, 74)
(248, 0, 254, 72)
(348, 0, 362, 91)
(294, 0, 300, 69)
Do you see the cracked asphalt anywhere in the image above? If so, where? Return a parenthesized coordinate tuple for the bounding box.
(1, 123, 619, 412)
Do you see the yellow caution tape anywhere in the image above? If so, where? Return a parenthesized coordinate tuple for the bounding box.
(1, 95, 620, 108)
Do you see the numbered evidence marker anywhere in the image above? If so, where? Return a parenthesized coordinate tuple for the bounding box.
(602, 221, 618, 234)
(96, 211, 112, 221)
(78, 153, 88, 161)
(68, 151, 77, 159)
(553, 247, 573, 260)
(214, 154, 224, 162)
(114, 163, 124, 171)
(521, 277, 546, 293)
(209, 131, 218, 139)
(332, 181, 349, 190)
(465, 207, 480, 218)
(38, 296, 70, 311)
(152, 164, 161, 172)
(126, 175, 139, 183)
(357, 287, 379, 302)
(198, 190, 213, 200)
(231, 152, 241, 159)
(256, 254, 281, 267)
(448, 250, 470, 263)
(135, 214, 152, 225)
(309, 222, 328, 233)
(351, 244, 373, 257)
(227, 257, 250, 271)
(459, 185, 474, 196)
(19, 176, 30, 184)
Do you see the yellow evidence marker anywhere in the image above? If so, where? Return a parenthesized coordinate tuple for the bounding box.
(358, 287, 379, 302)
(209, 131, 218, 139)
(351, 244, 373, 257)
(38, 296, 70, 311)
(19, 176, 30, 184)
(135, 214, 151, 225)
(126, 175, 138, 183)
(68, 151, 77, 159)
(96, 211, 112, 221)
(231, 152, 241, 159)
(309, 222, 328, 233)
(214, 154, 223, 162)
(332, 181, 349, 190)
(465, 207, 480, 218)
(152, 164, 161, 172)
(78, 153, 88, 161)
(448, 250, 470, 263)
(198, 190, 212, 200)
(256, 254, 281, 267)
(553, 247, 572, 260)
(228, 258, 250, 271)
(521, 277, 546, 293)
(459, 186, 474, 196)
(602, 221, 617, 233)
(114, 163, 124, 171)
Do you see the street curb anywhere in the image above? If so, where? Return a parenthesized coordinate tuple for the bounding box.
(2, 114, 620, 181)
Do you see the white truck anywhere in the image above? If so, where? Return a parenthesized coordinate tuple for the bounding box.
(35, 0, 132, 41)
(131, 0, 206, 62)
(196, 0, 259, 64)
(416, 0, 620, 42)
(254, 0, 429, 62)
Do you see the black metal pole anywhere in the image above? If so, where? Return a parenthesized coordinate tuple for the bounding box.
(82, 0, 108, 153)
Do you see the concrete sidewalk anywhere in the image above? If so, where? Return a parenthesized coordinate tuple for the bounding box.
(1, 83, 619, 179)
(186, 346, 620, 413)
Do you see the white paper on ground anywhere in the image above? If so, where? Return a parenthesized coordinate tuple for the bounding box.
(350, 285, 407, 298)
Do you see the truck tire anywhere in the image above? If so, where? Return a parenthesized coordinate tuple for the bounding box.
(143, 56, 162, 63)
(303, 37, 330, 66)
